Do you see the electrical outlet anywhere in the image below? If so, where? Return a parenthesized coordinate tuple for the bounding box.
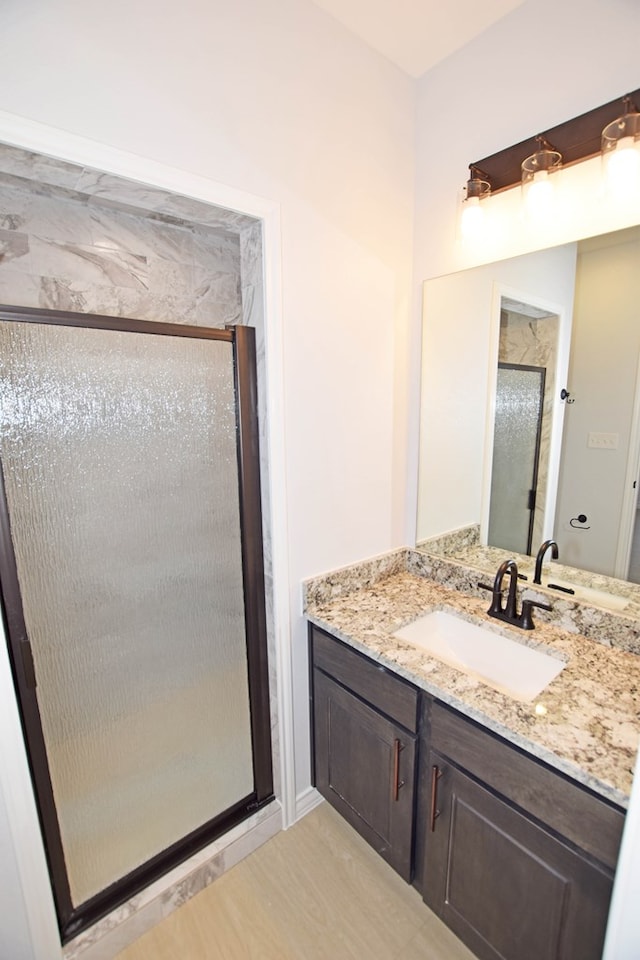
(588, 432, 619, 449)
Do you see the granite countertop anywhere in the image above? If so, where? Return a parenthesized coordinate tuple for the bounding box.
(306, 569, 640, 809)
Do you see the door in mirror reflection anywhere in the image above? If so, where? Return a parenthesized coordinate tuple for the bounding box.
(485, 296, 561, 555)
(489, 363, 545, 555)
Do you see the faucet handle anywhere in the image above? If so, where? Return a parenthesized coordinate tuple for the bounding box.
(520, 598, 552, 630)
(478, 580, 504, 617)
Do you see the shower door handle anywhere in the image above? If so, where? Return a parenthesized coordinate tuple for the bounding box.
(20, 638, 37, 689)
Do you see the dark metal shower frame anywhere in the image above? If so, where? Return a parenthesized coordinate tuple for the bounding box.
(0, 304, 274, 943)
(495, 361, 547, 556)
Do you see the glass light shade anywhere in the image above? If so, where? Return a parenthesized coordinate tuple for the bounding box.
(521, 148, 562, 220)
(460, 196, 484, 238)
(602, 112, 640, 197)
(460, 175, 490, 239)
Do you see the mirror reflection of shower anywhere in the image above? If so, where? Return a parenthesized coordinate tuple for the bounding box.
(487, 299, 560, 556)
(489, 362, 545, 554)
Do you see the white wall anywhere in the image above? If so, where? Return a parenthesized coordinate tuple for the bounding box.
(412, 2, 640, 954)
(0, 615, 60, 958)
(0, 1, 415, 954)
(554, 229, 640, 576)
(0, 781, 37, 960)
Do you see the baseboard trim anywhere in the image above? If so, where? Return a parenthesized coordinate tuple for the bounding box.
(294, 786, 323, 822)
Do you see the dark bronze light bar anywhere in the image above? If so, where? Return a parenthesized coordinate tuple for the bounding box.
(470, 87, 640, 194)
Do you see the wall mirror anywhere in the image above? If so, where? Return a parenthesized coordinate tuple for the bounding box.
(415, 222, 640, 606)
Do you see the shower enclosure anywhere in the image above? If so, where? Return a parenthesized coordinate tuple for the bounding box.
(0, 305, 273, 941)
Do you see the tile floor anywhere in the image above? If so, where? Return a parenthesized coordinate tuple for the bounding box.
(114, 801, 475, 960)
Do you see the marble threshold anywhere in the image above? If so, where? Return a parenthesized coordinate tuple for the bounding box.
(63, 800, 282, 960)
(304, 548, 640, 808)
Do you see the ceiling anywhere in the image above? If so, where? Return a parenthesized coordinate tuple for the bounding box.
(311, 0, 525, 78)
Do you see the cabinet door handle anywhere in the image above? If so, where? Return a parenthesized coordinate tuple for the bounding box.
(392, 738, 405, 801)
(430, 764, 443, 831)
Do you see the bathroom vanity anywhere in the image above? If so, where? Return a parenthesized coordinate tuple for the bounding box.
(306, 553, 640, 960)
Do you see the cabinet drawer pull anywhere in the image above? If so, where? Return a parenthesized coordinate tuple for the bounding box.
(430, 764, 443, 831)
(392, 738, 405, 801)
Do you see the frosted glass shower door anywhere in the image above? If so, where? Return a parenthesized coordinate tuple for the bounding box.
(488, 363, 546, 555)
(0, 308, 272, 938)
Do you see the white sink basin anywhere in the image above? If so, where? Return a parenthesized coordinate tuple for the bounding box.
(547, 579, 629, 612)
(394, 610, 565, 702)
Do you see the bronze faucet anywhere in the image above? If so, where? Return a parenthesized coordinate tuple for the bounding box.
(534, 539, 559, 585)
(480, 559, 551, 630)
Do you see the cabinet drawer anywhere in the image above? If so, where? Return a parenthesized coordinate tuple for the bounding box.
(310, 625, 419, 732)
(430, 701, 624, 869)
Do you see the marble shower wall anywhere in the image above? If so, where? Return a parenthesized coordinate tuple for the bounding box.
(0, 172, 244, 325)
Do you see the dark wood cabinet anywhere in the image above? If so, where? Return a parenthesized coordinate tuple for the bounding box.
(423, 702, 625, 960)
(308, 625, 625, 960)
(310, 626, 419, 881)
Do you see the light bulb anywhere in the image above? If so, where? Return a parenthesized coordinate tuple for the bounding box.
(604, 135, 640, 196)
(521, 144, 561, 223)
(602, 108, 640, 198)
(460, 196, 484, 238)
(525, 169, 554, 219)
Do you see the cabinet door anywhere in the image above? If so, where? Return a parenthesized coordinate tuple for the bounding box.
(424, 754, 613, 960)
(313, 669, 416, 881)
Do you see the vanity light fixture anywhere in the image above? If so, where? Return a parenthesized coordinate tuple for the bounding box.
(601, 96, 640, 197)
(521, 136, 562, 219)
(460, 165, 491, 238)
(459, 86, 640, 235)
